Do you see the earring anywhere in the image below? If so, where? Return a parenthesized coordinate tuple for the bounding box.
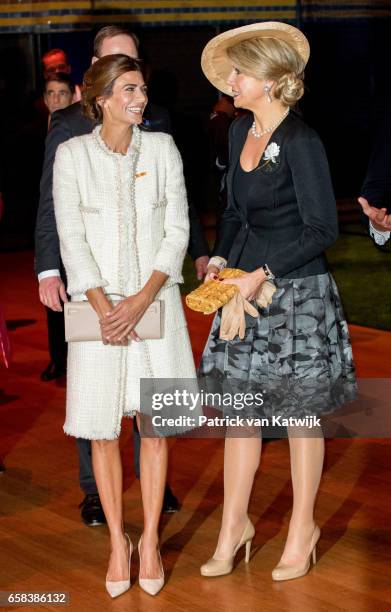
(264, 84, 273, 103)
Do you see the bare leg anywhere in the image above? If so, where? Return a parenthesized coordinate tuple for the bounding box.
(137, 414, 168, 579)
(91, 439, 129, 580)
(213, 433, 262, 559)
(278, 428, 324, 564)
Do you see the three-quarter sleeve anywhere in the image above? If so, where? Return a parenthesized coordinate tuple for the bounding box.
(152, 135, 189, 283)
(267, 130, 339, 277)
(212, 194, 242, 260)
(53, 142, 108, 295)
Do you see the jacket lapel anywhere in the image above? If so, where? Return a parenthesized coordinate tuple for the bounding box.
(226, 114, 252, 223)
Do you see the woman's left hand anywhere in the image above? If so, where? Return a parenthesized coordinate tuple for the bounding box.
(221, 271, 265, 301)
(100, 292, 150, 342)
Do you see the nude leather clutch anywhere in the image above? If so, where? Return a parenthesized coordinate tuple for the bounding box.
(64, 297, 163, 342)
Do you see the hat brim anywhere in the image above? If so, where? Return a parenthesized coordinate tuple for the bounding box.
(201, 21, 310, 95)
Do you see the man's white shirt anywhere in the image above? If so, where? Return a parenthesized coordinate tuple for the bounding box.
(38, 269, 61, 282)
(369, 221, 390, 245)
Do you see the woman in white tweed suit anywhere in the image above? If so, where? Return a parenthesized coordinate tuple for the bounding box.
(53, 55, 196, 598)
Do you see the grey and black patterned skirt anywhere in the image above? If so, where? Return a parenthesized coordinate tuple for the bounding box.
(197, 272, 357, 420)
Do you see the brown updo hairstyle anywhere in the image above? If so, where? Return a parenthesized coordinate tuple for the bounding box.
(82, 54, 144, 122)
(227, 37, 305, 107)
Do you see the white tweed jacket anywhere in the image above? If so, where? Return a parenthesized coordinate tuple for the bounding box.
(53, 124, 189, 304)
(52, 125, 197, 438)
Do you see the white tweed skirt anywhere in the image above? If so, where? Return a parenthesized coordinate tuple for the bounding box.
(63, 286, 196, 439)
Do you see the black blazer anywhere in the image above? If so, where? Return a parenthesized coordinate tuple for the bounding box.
(213, 111, 338, 278)
(35, 101, 208, 275)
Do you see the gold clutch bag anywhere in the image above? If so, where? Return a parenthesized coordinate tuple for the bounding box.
(185, 268, 247, 314)
(64, 295, 164, 342)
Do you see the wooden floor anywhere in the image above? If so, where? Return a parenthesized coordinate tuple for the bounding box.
(1, 251, 391, 612)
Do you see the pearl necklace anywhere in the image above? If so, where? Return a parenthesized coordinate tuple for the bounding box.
(250, 108, 289, 139)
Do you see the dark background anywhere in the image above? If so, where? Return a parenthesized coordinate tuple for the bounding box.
(0, 20, 390, 249)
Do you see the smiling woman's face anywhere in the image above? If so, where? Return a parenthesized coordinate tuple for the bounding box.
(100, 70, 148, 125)
(226, 66, 267, 111)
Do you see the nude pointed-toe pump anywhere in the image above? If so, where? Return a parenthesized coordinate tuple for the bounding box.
(105, 533, 132, 598)
(271, 525, 321, 582)
(138, 536, 165, 596)
(200, 518, 255, 577)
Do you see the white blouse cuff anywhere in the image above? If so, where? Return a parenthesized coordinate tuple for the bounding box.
(369, 221, 390, 245)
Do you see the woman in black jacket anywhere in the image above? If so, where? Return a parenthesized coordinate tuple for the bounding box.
(198, 22, 356, 581)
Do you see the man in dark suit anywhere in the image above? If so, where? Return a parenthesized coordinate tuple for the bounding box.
(35, 25, 209, 526)
(358, 111, 391, 244)
(39, 73, 76, 383)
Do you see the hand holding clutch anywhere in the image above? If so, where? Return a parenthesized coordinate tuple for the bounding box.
(186, 268, 247, 314)
(186, 268, 276, 316)
(186, 267, 277, 342)
(102, 292, 149, 342)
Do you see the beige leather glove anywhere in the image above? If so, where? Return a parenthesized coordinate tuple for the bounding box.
(219, 293, 259, 341)
(219, 281, 276, 341)
(256, 280, 276, 308)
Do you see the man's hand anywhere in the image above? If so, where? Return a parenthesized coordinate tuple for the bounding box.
(194, 255, 209, 280)
(358, 197, 391, 232)
(39, 276, 68, 312)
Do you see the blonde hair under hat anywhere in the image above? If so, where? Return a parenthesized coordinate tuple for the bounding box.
(201, 21, 310, 95)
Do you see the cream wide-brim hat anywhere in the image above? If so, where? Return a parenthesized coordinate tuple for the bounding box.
(201, 21, 310, 95)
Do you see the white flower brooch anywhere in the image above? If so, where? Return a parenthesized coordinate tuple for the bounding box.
(263, 142, 280, 163)
(258, 142, 281, 173)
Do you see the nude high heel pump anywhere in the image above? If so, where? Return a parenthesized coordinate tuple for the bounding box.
(138, 536, 165, 596)
(271, 524, 321, 582)
(105, 533, 132, 598)
(200, 518, 255, 577)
